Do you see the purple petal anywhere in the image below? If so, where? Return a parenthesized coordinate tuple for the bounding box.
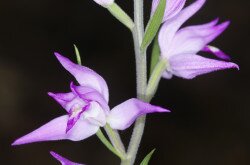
(107, 98, 170, 130)
(151, 0, 186, 21)
(69, 82, 97, 96)
(202, 45, 231, 60)
(187, 17, 219, 29)
(54, 52, 109, 102)
(12, 115, 99, 145)
(159, 0, 206, 56)
(66, 104, 90, 133)
(162, 71, 173, 79)
(50, 151, 84, 165)
(168, 20, 230, 57)
(67, 118, 99, 141)
(83, 102, 107, 127)
(168, 54, 239, 79)
(70, 82, 110, 113)
(48, 92, 76, 112)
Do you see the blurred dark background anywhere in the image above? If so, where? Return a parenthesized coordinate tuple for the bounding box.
(0, 0, 249, 164)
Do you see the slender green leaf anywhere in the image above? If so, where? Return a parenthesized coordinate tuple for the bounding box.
(73, 44, 82, 65)
(150, 37, 160, 75)
(107, 3, 134, 30)
(141, 0, 166, 51)
(140, 149, 156, 165)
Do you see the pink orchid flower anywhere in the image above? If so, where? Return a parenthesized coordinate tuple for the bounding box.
(12, 53, 170, 145)
(157, 0, 239, 79)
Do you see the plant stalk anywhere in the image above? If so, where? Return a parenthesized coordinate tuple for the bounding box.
(104, 125, 126, 156)
(121, 0, 147, 164)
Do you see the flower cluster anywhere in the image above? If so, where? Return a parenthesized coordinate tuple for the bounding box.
(12, 0, 238, 164)
(152, 0, 238, 79)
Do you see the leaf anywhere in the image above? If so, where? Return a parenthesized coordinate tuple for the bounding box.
(140, 149, 156, 165)
(74, 44, 82, 65)
(150, 37, 160, 75)
(141, 0, 166, 51)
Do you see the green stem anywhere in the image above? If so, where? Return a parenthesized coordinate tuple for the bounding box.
(96, 129, 125, 159)
(146, 59, 167, 102)
(104, 125, 126, 156)
(122, 59, 166, 164)
(121, 0, 147, 164)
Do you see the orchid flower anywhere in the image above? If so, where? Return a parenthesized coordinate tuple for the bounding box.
(12, 53, 169, 145)
(151, 0, 187, 22)
(50, 151, 84, 165)
(157, 0, 239, 79)
(93, 0, 114, 7)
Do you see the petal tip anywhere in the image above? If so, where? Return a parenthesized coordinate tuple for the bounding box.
(11, 138, 25, 146)
(47, 92, 59, 100)
(222, 20, 231, 28)
(54, 52, 67, 63)
(50, 151, 57, 157)
(216, 21, 230, 33)
(11, 134, 40, 146)
(210, 17, 219, 25)
(232, 63, 240, 70)
(54, 52, 61, 57)
(156, 107, 171, 113)
(225, 61, 239, 70)
(194, 0, 206, 7)
(47, 92, 54, 97)
(11, 141, 18, 146)
(214, 17, 219, 22)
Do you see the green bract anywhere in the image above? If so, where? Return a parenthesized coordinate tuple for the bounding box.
(141, 0, 166, 51)
(140, 149, 156, 165)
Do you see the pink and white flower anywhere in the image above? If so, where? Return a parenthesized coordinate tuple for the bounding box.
(158, 0, 238, 79)
(12, 53, 170, 145)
